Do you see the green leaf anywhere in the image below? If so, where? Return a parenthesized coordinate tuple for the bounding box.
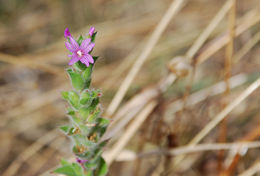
(90, 98, 99, 109)
(54, 163, 83, 176)
(80, 91, 92, 105)
(60, 125, 70, 133)
(82, 66, 93, 81)
(61, 91, 69, 100)
(67, 68, 85, 90)
(87, 110, 100, 123)
(72, 163, 84, 176)
(85, 171, 93, 176)
(79, 108, 90, 121)
(68, 91, 80, 109)
(91, 32, 97, 42)
(77, 35, 84, 45)
(60, 158, 70, 166)
(71, 116, 82, 125)
(93, 56, 99, 62)
(84, 159, 98, 170)
(98, 118, 110, 126)
(74, 61, 87, 71)
(96, 157, 108, 176)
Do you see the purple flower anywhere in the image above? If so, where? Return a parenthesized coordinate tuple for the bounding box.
(88, 27, 95, 36)
(76, 158, 88, 164)
(64, 28, 71, 38)
(65, 36, 95, 67)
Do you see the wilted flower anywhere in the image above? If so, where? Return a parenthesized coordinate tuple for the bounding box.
(65, 33, 95, 67)
(88, 26, 95, 36)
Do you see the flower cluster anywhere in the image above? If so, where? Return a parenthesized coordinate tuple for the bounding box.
(54, 27, 109, 176)
(65, 27, 95, 67)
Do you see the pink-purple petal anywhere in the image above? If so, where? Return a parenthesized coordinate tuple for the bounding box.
(85, 54, 94, 64)
(84, 43, 95, 53)
(68, 56, 80, 65)
(64, 28, 71, 38)
(69, 36, 79, 49)
(65, 42, 75, 52)
(80, 57, 90, 67)
(88, 27, 95, 36)
(80, 38, 91, 49)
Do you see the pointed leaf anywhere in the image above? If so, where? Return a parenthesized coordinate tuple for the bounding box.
(60, 158, 71, 166)
(68, 91, 80, 109)
(67, 68, 85, 90)
(60, 125, 70, 133)
(91, 32, 97, 42)
(61, 91, 69, 100)
(54, 165, 77, 176)
(96, 157, 108, 176)
(77, 35, 84, 45)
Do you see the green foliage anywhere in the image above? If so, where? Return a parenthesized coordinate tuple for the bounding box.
(67, 68, 85, 91)
(96, 157, 108, 176)
(91, 32, 97, 42)
(57, 32, 109, 176)
(54, 162, 84, 176)
(77, 35, 84, 45)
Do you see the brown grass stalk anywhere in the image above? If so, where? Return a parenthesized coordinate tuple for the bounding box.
(106, 0, 186, 117)
(218, 0, 236, 172)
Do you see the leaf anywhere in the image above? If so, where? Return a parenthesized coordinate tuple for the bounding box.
(89, 98, 99, 110)
(54, 165, 77, 176)
(80, 91, 92, 105)
(79, 108, 90, 121)
(74, 61, 87, 72)
(54, 162, 84, 176)
(67, 68, 85, 90)
(98, 118, 110, 127)
(77, 35, 84, 45)
(91, 32, 97, 42)
(72, 163, 84, 176)
(60, 125, 70, 133)
(82, 66, 93, 81)
(68, 91, 80, 109)
(96, 157, 108, 176)
(60, 158, 70, 166)
(61, 91, 69, 100)
(93, 56, 99, 62)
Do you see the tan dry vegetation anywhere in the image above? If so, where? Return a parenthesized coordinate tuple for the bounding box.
(0, 0, 260, 175)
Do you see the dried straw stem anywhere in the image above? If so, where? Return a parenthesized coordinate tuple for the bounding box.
(174, 77, 260, 166)
(2, 129, 59, 176)
(106, 0, 186, 116)
(104, 100, 157, 165)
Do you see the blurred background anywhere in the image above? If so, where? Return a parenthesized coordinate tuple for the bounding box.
(0, 0, 260, 175)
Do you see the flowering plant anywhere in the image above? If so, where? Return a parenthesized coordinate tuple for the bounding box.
(54, 27, 109, 176)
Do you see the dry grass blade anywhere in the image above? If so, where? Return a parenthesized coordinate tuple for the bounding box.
(186, 0, 233, 60)
(173, 77, 260, 166)
(0, 53, 63, 75)
(106, 0, 186, 116)
(1, 83, 68, 127)
(165, 73, 248, 119)
(190, 77, 260, 146)
(112, 141, 260, 161)
(238, 161, 260, 176)
(104, 100, 157, 165)
(218, 0, 236, 170)
(2, 129, 59, 176)
(196, 6, 260, 64)
(234, 30, 260, 62)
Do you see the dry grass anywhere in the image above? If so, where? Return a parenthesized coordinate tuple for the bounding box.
(0, 0, 260, 176)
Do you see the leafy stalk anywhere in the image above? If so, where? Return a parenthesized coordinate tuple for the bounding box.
(54, 28, 109, 176)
